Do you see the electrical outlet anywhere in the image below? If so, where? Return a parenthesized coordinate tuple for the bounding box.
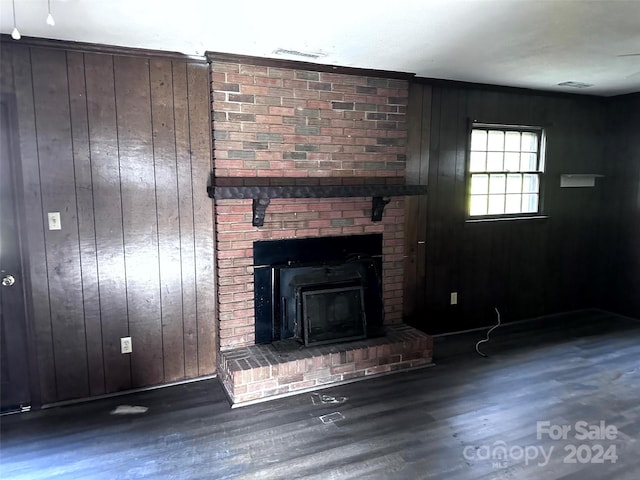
(450, 292, 458, 305)
(120, 337, 132, 354)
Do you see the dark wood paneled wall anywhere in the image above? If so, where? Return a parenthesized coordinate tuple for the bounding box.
(0, 43, 215, 404)
(601, 93, 640, 318)
(403, 84, 431, 319)
(405, 83, 608, 333)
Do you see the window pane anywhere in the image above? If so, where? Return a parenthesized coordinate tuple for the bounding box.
(505, 131, 521, 151)
(471, 130, 487, 151)
(487, 151, 503, 171)
(506, 174, 522, 193)
(505, 194, 522, 213)
(504, 152, 520, 171)
(521, 132, 538, 152)
(520, 152, 538, 171)
(488, 130, 504, 151)
(489, 174, 506, 194)
(488, 194, 505, 214)
(523, 174, 539, 193)
(522, 194, 539, 213)
(470, 174, 489, 194)
(469, 151, 487, 172)
(469, 126, 543, 218)
(470, 195, 488, 215)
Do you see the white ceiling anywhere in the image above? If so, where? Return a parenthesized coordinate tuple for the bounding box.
(1, 0, 640, 96)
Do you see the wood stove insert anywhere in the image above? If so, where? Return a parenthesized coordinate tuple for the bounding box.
(253, 234, 384, 346)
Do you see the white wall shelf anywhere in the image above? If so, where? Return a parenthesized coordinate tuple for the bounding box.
(560, 174, 604, 188)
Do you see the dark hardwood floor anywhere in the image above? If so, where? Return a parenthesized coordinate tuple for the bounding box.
(1, 310, 639, 479)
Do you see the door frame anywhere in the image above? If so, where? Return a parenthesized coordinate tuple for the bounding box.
(1, 91, 41, 411)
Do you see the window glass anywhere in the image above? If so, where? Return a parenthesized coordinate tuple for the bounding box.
(468, 125, 543, 217)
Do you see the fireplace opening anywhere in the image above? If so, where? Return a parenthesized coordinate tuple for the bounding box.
(301, 283, 366, 346)
(254, 234, 384, 346)
(281, 262, 368, 346)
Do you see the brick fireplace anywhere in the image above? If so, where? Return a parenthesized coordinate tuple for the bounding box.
(208, 55, 433, 405)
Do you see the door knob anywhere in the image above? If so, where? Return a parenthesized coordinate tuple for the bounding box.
(2, 275, 15, 287)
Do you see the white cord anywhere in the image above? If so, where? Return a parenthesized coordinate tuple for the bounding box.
(475, 307, 501, 357)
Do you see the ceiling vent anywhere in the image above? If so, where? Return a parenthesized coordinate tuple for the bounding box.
(273, 48, 325, 59)
(557, 81, 593, 89)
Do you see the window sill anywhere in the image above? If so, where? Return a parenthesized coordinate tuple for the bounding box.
(465, 215, 549, 224)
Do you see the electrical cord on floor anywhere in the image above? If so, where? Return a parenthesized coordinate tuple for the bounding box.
(475, 307, 501, 357)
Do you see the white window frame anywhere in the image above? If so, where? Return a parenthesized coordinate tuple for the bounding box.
(467, 123, 546, 219)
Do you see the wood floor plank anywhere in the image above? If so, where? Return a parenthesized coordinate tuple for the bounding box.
(1, 310, 639, 480)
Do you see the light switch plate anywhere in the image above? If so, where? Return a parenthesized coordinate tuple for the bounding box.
(48, 212, 61, 230)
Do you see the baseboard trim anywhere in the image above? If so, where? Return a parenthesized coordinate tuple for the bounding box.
(592, 308, 640, 323)
(431, 308, 597, 338)
(40, 374, 217, 410)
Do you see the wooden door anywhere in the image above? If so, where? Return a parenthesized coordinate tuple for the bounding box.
(1, 95, 31, 412)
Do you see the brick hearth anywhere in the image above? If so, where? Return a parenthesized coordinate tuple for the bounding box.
(218, 324, 433, 406)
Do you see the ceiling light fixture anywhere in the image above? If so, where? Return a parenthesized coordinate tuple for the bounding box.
(11, 0, 20, 40)
(557, 81, 593, 89)
(46, 0, 55, 26)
